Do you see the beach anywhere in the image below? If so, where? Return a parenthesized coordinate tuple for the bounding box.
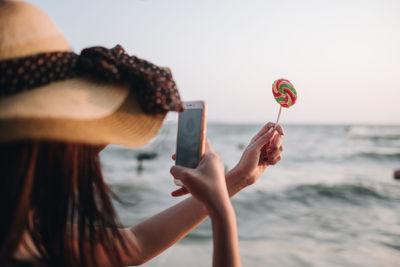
(101, 123, 400, 267)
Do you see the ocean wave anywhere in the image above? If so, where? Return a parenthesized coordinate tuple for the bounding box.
(380, 241, 400, 252)
(349, 134, 400, 141)
(347, 151, 400, 161)
(232, 183, 399, 215)
(346, 126, 400, 140)
(184, 231, 212, 241)
(284, 183, 393, 206)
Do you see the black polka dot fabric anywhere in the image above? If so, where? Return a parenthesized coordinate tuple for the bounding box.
(0, 45, 184, 114)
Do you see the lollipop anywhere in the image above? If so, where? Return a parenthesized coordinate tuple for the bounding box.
(273, 79, 297, 108)
(272, 78, 297, 128)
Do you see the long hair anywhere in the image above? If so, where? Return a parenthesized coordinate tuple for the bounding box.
(0, 141, 128, 266)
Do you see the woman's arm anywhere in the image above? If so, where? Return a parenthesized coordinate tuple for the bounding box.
(105, 123, 284, 266)
(209, 195, 241, 267)
(168, 140, 241, 267)
(116, 170, 244, 266)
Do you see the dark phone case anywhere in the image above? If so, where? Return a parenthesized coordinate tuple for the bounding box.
(175, 102, 207, 168)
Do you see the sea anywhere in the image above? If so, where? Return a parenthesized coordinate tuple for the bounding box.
(100, 123, 400, 267)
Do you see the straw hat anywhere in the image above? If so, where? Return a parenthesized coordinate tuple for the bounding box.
(0, 1, 182, 147)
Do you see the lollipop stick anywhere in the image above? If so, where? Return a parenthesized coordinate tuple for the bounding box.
(272, 106, 282, 132)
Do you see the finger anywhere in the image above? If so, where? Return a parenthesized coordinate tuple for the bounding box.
(253, 127, 275, 149)
(172, 154, 176, 160)
(267, 146, 284, 161)
(251, 122, 275, 143)
(266, 134, 283, 155)
(171, 187, 189, 197)
(274, 124, 284, 136)
(273, 134, 283, 149)
(267, 143, 284, 155)
(170, 165, 193, 182)
(266, 154, 282, 165)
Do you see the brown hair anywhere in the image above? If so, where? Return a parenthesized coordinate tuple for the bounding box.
(0, 141, 129, 266)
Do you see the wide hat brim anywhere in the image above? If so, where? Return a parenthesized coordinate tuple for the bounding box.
(0, 78, 166, 147)
(0, 1, 168, 147)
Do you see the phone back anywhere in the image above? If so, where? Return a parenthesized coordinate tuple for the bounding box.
(175, 101, 206, 168)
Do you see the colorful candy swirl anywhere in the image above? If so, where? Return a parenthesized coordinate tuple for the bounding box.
(272, 79, 297, 108)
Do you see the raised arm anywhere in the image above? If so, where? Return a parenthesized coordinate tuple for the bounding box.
(170, 140, 241, 266)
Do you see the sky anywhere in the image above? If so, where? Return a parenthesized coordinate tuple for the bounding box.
(27, 0, 400, 124)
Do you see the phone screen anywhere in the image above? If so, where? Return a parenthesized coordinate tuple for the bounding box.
(176, 108, 204, 168)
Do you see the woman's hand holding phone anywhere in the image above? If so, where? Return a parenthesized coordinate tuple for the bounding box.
(170, 140, 230, 216)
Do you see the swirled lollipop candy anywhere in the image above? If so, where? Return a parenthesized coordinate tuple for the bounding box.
(272, 78, 297, 127)
(272, 79, 297, 108)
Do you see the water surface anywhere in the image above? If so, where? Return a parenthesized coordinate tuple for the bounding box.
(101, 123, 400, 266)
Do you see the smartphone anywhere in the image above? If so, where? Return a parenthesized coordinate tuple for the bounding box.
(175, 101, 207, 168)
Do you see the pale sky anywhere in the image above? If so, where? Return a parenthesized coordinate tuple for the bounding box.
(27, 0, 400, 124)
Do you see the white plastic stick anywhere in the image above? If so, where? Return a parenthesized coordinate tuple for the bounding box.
(272, 106, 282, 133)
(275, 106, 282, 125)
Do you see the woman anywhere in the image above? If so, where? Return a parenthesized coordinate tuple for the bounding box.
(0, 1, 284, 266)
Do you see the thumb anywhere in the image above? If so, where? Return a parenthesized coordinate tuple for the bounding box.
(253, 127, 274, 149)
(170, 165, 195, 183)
